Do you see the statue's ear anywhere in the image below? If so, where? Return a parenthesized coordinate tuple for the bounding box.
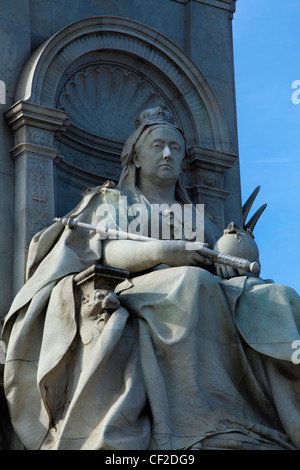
(132, 151, 141, 168)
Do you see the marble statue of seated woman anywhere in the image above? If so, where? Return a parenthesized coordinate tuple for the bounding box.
(2, 107, 300, 451)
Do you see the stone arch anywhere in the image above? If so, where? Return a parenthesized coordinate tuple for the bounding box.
(14, 16, 231, 152)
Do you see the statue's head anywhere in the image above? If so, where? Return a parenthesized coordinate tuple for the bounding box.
(118, 106, 191, 203)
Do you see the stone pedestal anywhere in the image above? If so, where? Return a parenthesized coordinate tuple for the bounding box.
(72, 264, 130, 393)
(73, 263, 130, 337)
(74, 264, 129, 295)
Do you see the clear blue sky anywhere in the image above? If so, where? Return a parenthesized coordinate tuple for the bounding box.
(233, 0, 300, 294)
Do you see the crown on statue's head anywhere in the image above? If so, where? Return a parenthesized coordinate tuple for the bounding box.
(134, 106, 178, 129)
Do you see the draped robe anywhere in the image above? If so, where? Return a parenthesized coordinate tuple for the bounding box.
(3, 185, 300, 450)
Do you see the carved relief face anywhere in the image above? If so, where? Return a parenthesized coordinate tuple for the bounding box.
(133, 126, 185, 187)
(80, 290, 120, 321)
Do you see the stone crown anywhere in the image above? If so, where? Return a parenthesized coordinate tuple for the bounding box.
(134, 106, 177, 129)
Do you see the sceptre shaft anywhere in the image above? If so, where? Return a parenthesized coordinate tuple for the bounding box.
(53, 217, 260, 274)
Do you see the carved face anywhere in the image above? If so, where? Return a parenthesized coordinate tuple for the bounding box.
(81, 290, 120, 320)
(133, 126, 185, 187)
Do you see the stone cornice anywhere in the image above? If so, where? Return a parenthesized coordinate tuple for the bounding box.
(172, 0, 237, 13)
(10, 143, 58, 161)
(5, 101, 69, 133)
(187, 145, 238, 174)
(188, 184, 230, 202)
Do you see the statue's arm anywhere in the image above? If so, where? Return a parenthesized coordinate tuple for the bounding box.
(102, 239, 211, 272)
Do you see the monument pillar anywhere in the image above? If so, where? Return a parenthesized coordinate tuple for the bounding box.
(5, 101, 69, 293)
(187, 145, 237, 229)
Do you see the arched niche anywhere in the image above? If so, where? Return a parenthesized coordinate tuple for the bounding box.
(5, 16, 238, 291)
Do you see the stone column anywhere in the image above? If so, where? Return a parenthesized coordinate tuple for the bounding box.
(5, 101, 69, 293)
(187, 145, 237, 231)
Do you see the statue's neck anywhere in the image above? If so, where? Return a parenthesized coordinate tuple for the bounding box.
(137, 180, 177, 205)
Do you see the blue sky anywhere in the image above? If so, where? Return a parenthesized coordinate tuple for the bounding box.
(232, 1, 300, 294)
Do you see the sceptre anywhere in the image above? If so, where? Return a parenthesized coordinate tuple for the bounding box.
(53, 217, 260, 274)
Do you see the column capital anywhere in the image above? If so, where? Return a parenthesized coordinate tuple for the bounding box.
(187, 145, 237, 174)
(172, 0, 237, 14)
(5, 100, 69, 133)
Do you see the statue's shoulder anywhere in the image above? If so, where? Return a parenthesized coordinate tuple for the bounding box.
(82, 181, 124, 204)
(82, 180, 118, 196)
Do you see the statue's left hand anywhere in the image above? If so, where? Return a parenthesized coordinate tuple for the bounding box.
(215, 260, 261, 280)
(216, 264, 247, 279)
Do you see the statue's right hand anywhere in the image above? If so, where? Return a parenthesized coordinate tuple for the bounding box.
(103, 239, 211, 273)
(156, 240, 212, 268)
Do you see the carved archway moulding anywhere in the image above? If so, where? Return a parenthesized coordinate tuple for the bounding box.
(13, 16, 233, 152)
(6, 16, 237, 292)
